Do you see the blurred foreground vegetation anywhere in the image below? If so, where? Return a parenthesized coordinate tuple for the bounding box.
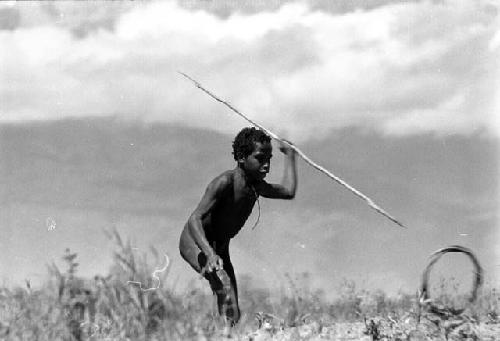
(0, 230, 498, 340)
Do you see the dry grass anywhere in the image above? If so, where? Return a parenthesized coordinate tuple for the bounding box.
(0, 230, 498, 340)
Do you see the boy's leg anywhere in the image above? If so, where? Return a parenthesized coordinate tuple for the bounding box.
(179, 231, 240, 324)
(179, 228, 204, 273)
(198, 252, 240, 325)
(220, 257, 241, 324)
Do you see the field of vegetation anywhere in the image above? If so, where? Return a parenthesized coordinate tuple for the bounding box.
(1, 230, 499, 340)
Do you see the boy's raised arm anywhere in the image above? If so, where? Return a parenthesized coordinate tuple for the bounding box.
(256, 141, 297, 199)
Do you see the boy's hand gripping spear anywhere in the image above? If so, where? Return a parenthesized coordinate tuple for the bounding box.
(179, 72, 406, 229)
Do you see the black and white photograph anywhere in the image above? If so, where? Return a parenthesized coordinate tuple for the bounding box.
(1, 0, 499, 339)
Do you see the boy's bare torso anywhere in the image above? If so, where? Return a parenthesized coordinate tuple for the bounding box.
(185, 169, 257, 246)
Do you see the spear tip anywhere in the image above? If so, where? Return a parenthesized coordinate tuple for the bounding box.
(369, 201, 407, 229)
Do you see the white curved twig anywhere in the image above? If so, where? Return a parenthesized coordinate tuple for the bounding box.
(127, 253, 170, 292)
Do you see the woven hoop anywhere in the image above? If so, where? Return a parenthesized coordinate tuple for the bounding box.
(420, 245, 482, 315)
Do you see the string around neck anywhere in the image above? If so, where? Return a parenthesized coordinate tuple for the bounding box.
(249, 184, 261, 230)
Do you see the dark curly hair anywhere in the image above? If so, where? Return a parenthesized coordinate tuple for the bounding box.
(232, 127, 271, 161)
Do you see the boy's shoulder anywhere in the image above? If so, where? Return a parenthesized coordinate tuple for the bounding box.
(208, 169, 235, 190)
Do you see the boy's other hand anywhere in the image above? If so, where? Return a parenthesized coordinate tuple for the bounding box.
(278, 139, 295, 156)
(206, 254, 223, 272)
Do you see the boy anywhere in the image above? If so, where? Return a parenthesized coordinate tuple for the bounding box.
(179, 127, 297, 325)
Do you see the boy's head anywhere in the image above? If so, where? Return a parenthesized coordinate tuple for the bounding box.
(232, 127, 271, 161)
(233, 127, 272, 180)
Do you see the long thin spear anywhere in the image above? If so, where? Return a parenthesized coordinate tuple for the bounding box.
(179, 71, 406, 228)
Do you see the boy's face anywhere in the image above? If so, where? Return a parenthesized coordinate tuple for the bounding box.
(240, 141, 272, 181)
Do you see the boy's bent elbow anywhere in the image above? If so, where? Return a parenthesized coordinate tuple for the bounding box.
(187, 213, 202, 232)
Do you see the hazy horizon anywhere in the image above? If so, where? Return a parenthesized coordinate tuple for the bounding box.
(1, 117, 498, 298)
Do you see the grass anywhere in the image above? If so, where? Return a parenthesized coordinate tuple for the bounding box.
(0, 229, 498, 340)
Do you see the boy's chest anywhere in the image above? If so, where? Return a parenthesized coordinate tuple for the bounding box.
(213, 185, 256, 221)
(232, 182, 257, 209)
(232, 175, 258, 202)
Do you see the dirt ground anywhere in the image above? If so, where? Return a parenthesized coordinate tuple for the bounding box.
(240, 320, 500, 340)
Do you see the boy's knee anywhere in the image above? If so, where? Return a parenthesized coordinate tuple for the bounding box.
(215, 269, 232, 291)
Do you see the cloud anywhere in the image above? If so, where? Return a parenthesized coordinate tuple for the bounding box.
(0, 6, 20, 30)
(0, 1, 134, 36)
(176, 0, 422, 19)
(0, 0, 498, 141)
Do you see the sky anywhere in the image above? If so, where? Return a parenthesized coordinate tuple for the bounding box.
(1, 0, 499, 299)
